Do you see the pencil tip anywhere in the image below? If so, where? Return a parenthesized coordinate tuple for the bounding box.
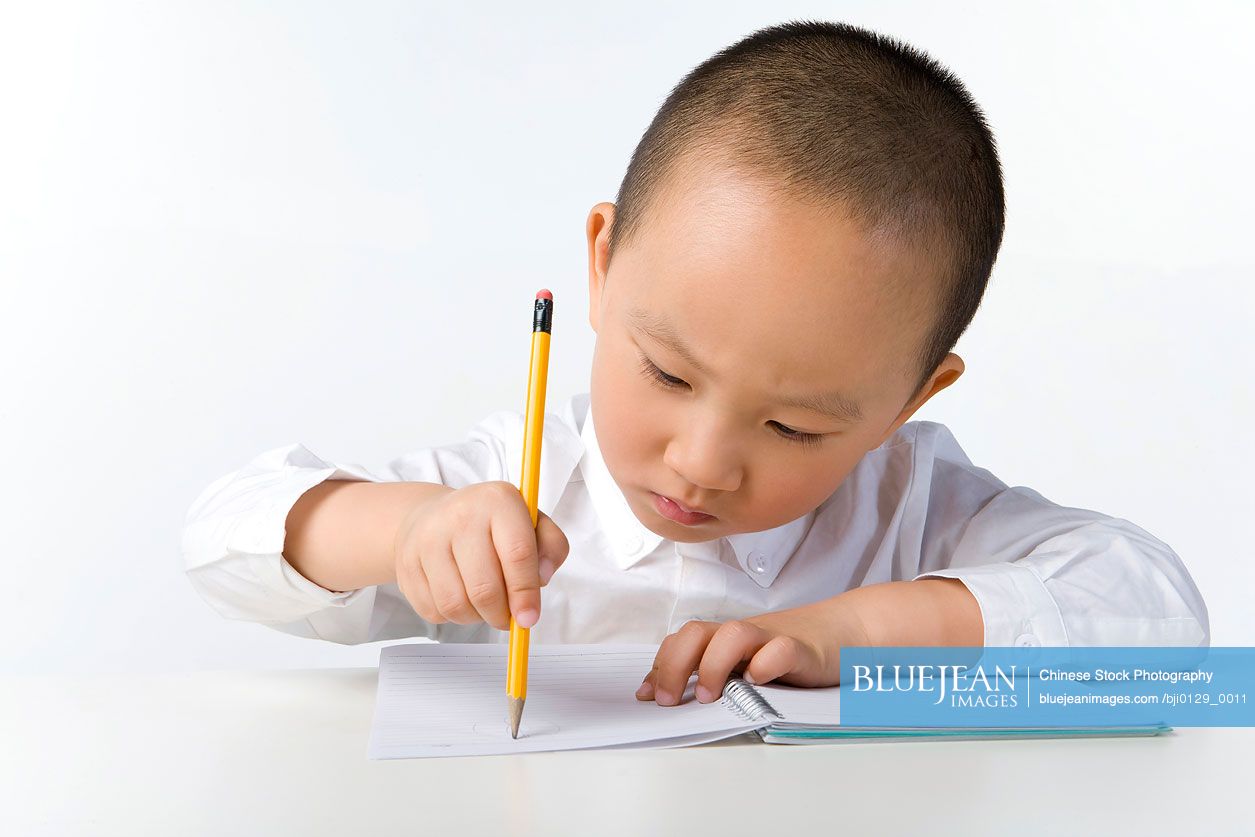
(508, 696, 525, 739)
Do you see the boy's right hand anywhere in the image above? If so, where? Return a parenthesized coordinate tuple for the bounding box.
(391, 481, 570, 632)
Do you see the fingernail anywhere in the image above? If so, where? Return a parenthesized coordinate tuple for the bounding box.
(655, 688, 675, 706)
(696, 684, 714, 703)
(743, 671, 757, 684)
(538, 557, 556, 585)
(636, 680, 654, 699)
(516, 608, 538, 628)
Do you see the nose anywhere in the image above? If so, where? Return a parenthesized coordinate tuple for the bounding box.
(662, 415, 744, 494)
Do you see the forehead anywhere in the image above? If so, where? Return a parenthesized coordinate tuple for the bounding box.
(610, 157, 934, 400)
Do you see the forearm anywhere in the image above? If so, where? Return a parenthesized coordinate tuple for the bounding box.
(833, 578, 984, 647)
(283, 479, 451, 593)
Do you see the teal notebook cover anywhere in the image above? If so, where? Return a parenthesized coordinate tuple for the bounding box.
(756, 724, 1172, 743)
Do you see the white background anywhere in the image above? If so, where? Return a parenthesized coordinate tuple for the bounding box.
(1, 1, 1250, 674)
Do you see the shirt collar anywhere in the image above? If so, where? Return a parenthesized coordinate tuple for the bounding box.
(724, 510, 816, 588)
(573, 393, 816, 588)
(576, 395, 666, 568)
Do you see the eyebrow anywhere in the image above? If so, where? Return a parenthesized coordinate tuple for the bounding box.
(626, 307, 865, 424)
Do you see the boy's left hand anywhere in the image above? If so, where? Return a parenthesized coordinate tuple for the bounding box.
(635, 599, 870, 706)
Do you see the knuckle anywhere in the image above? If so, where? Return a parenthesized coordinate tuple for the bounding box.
(486, 481, 520, 502)
(464, 578, 503, 608)
(551, 529, 571, 556)
(408, 555, 436, 584)
(678, 620, 708, 639)
(397, 580, 429, 623)
(433, 590, 470, 618)
(398, 561, 427, 594)
(402, 547, 425, 570)
(499, 537, 535, 569)
(443, 498, 474, 529)
(771, 635, 801, 659)
(539, 536, 568, 564)
(718, 620, 755, 641)
(405, 590, 441, 624)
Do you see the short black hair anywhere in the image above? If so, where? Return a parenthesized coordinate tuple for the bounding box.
(608, 20, 1005, 401)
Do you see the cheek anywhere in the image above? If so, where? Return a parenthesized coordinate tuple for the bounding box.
(589, 338, 670, 476)
(741, 448, 860, 527)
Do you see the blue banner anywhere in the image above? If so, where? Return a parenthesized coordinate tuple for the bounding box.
(838, 647, 1255, 727)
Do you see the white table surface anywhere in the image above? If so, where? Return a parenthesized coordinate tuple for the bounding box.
(3, 667, 1248, 836)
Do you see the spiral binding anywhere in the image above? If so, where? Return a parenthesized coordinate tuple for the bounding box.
(721, 678, 783, 723)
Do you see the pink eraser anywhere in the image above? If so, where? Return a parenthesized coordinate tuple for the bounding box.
(535, 289, 553, 300)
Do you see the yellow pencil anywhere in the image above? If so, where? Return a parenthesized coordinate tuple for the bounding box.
(507, 288, 553, 739)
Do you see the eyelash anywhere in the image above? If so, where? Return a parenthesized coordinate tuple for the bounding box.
(636, 355, 826, 448)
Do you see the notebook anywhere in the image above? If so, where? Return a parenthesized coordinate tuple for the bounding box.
(368, 643, 1171, 759)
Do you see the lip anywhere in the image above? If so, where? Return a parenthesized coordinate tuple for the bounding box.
(651, 491, 716, 526)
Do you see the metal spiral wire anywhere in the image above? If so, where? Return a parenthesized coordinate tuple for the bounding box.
(721, 678, 783, 722)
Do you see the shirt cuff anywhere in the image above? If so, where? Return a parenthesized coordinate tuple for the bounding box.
(230, 465, 371, 608)
(914, 562, 1070, 648)
(248, 552, 367, 608)
(182, 461, 369, 615)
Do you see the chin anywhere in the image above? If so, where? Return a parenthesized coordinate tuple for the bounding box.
(668, 527, 722, 543)
(628, 499, 719, 541)
(654, 513, 724, 542)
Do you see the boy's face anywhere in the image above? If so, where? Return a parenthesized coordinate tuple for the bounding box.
(585, 156, 963, 542)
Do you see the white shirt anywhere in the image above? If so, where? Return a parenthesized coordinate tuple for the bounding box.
(181, 392, 1209, 648)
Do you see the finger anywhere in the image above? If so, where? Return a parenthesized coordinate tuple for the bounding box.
(396, 551, 441, 624)
(647, 621, 719, 706)
(744, 635, 821, 687)
(451, 520, 511, 631)
(534, 510, 570, 586)
(420, 542, 480, 624)
(490, 487, 546, 628)
(635, 665, 694, 701)
(694, 620, 774, 703)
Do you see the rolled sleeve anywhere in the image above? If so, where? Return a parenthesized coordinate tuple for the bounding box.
(915, 562, 1069, 647)
(182, 444, 382, 625)
(180, 406, 585, 644)
(916, 488, 1210, 648)
(906, 423, 1209, 649)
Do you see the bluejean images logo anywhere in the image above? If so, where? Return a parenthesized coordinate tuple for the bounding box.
(850, 661, 1020, 708)
(839, 647, 1255, 728)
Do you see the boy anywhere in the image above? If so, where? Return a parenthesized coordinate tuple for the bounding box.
(182, 21, 1208, 708)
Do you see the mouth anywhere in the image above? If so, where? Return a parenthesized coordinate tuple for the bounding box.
(650, 491, 716, 526)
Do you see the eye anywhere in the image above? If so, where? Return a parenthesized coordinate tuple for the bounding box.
(638, 355, 688, 390)
(638, 353, 824, 448)
(769, 421, 825, 448)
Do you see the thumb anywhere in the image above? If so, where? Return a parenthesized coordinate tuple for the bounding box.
(534, 510, 570, 586)
(744, 634, 831, 688)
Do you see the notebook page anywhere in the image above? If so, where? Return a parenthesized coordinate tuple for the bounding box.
(368, 643, 761, 759)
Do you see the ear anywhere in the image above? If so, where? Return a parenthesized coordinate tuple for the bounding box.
(876, 353, 966, 446)
(586, 202, 615, 333)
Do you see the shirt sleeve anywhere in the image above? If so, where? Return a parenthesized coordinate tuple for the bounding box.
(180, 415, 521, 646)
(901, 422, 1209, 648)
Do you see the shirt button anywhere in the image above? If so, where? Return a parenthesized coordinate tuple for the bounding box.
(620, 534, 642, 555)
(1014, 633, 1040, 648)
(748, 551, 770, 574)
